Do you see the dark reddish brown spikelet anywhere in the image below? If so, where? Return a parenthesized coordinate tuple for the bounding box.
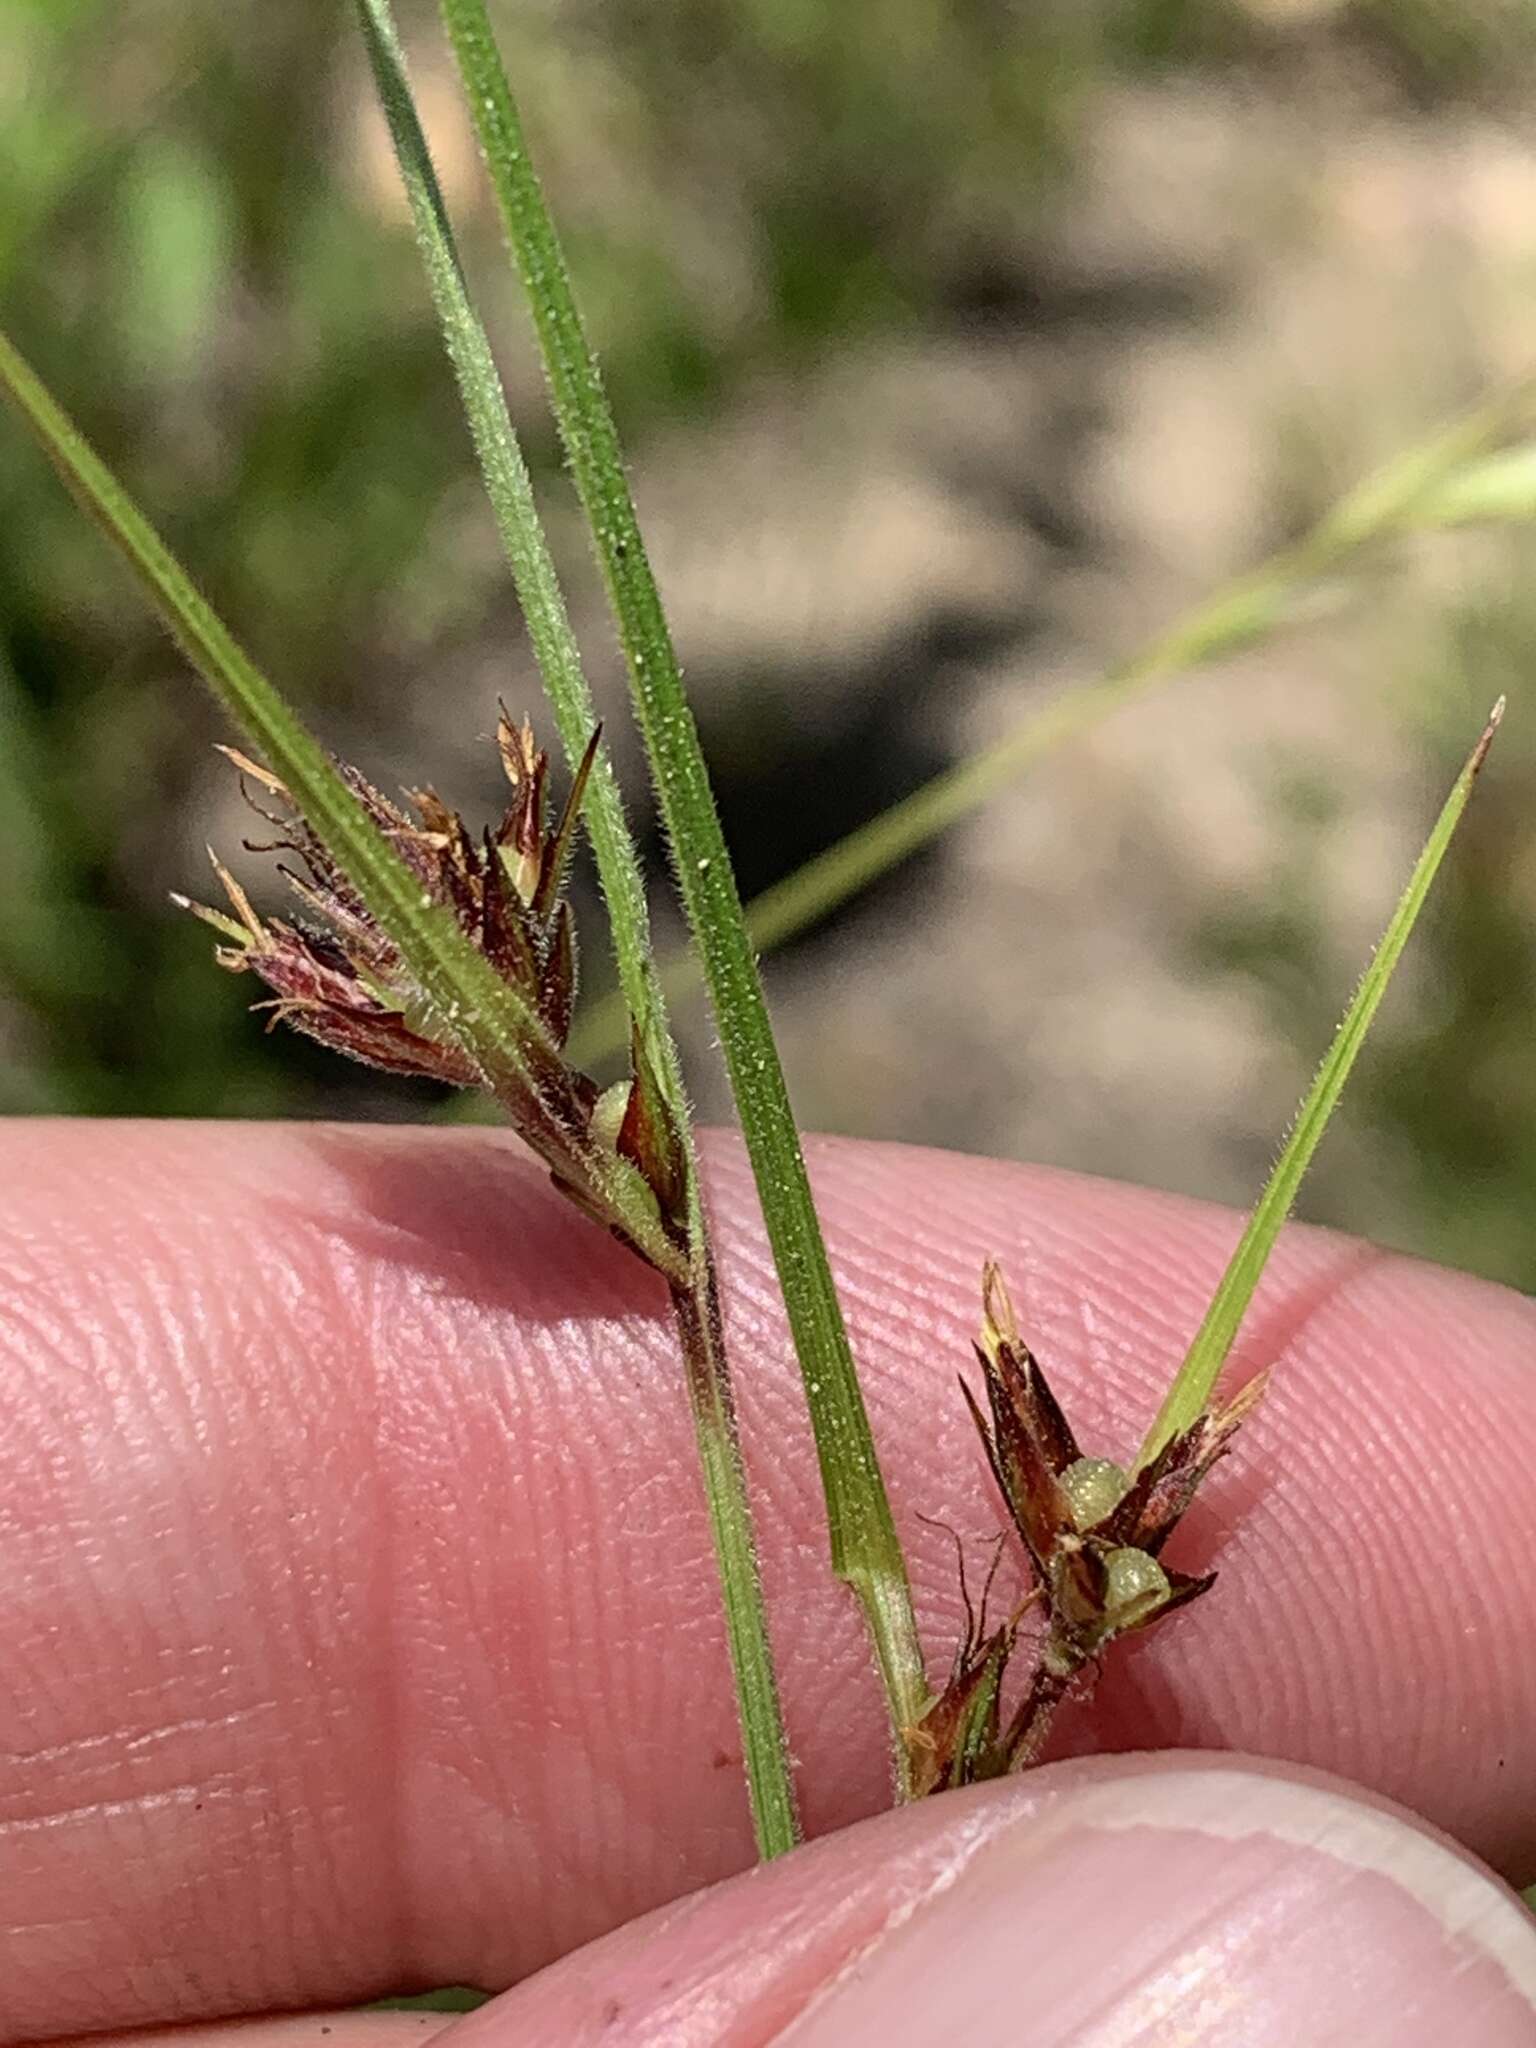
(909, 1263, 1266, 1789)
(906, 1521, 1028, 1797)
(617, 1022, 689, 1231)
(907, 1619, 1014, 1797)
(175, 720, 689, 1268)
(1122, 1371, 1269, 1557)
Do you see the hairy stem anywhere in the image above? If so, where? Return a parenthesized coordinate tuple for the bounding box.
(357, 0, 799, 1857)
(439, 0, 928, 1772)
(669, 1254, 799, 1853)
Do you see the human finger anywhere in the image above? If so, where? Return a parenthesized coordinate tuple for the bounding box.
(71, 1756, 1536, 2047)
(3, 1120, 1534, 2037)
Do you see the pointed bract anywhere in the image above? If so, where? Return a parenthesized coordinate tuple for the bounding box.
(906, 1523, 1027, 1796)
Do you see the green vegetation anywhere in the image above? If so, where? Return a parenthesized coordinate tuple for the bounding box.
(3, 0, 1535, 1314)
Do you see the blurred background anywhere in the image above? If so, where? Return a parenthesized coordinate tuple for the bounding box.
(3, 0, 1536, 1287)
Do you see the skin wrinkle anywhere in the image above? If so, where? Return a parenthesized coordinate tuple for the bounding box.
(831, 1146, 1122, 1302)
(1341, 1432, 1459, 1783)
(205, 1326, 362, 1982)
(352, 1156, 558, 1973)
(763, 1792, 1083, 2047)
(1, 1915, 98, 1950)
(0, 1295, 98, 1396)
(4, 1463, 231, 1841)
(0, 1705, 280, 1772)
(386, 1215, 697, 1969)
(1410, 1351, 1536, 1778)
(551, 1324, 685, 1913)
(119, 1224, 328, 1766)
(0, 1777, 240, 1837)
(419, 1217, 634, 1945)
(1163, 1463, 1361, 1760)
(132, 1318, 286, 1747)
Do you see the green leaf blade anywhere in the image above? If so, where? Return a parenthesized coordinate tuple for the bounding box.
(1138, 700, 1506, 1466)
(437, 0, 929, 1765)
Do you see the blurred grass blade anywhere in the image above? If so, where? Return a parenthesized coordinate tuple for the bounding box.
(354, 0, 657, 1053)
(438, 0, 929, 1766)
(356, 1, 798, 1856)
(739, 383, 1533, 954)
(563, 378, 1536, 1072)
(1410, 442, 1536, 529)
(1138, 700, 1505, 1466)
(0, 324, 678, 1282)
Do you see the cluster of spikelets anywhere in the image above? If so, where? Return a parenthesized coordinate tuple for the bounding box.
(181, 716, 1262, 1796)
(907, 1264, 1264, 1792)
(176, 712, 687, 1267)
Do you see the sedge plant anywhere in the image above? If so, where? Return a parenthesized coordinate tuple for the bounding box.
(0, 0, 1513, 1916)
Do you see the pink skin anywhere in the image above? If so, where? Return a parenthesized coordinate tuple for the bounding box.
(5, 1120, 1536, 2045)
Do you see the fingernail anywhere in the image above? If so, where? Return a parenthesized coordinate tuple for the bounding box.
(780, 1757, 1536, 2046)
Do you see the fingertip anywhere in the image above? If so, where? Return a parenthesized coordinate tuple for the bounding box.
(469, 1756, 1536, 2046)
(781, 1756, 1536, 2046)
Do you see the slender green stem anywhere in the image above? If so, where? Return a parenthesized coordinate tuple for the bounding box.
(1138, 700, 1505, 1466)
(668, 1259, 797, 1852)
(438, 0, 928, 1772)
(360, 0, 803, 1856)
(0, 323, 681, 1281)
(355, 0, 652, 1050)
(567, 385, 1536, 1069)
